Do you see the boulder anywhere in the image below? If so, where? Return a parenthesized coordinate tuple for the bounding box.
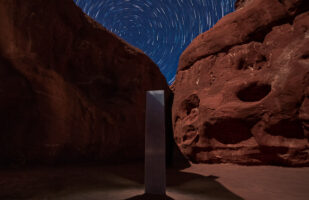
(172, 0, 309, 165)
(0, 0, 170, 165)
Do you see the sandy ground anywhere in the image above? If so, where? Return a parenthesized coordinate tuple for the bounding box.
(0, 162, 309, 200)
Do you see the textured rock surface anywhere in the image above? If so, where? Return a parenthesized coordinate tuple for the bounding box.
(0, 0, 170, 165)
(235, 0, 254, 10)
(172, 0, 309, 165)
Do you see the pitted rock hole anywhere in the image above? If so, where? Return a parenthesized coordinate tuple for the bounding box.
(301, 54, 309, 59)
(266, 119, 305, 139)
(237, 55, 266, 70)
(204, 118, 253, 144)
(238, 58, 246, 70)
(181, 94, 200, 115)
(183, 132, 199, 143)
(237, 82, 271, 102)
(182, 125, 198, 142)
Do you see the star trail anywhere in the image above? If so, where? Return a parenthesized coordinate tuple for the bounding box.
(74, 0, 236, 85)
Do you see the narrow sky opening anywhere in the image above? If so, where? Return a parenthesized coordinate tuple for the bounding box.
(74, 0, 236, 85)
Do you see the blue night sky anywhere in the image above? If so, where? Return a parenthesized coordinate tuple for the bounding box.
(74, 0, 236, 85)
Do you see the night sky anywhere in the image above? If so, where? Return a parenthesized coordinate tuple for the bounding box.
(74, 0, 236, 85)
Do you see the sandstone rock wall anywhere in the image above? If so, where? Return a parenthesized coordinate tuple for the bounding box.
(0, 0, 170, 165)
(172, 0, 309, 166)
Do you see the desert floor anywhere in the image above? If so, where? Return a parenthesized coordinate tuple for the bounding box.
(1, 162, 309, 200)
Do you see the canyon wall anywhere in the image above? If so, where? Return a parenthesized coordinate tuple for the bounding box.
(0, 0, 170, 165)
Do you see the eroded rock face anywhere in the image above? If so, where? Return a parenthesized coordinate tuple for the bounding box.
(173, 0, 309, 166)
(0, 0, 170, 164)
(235, 0, 254, 10)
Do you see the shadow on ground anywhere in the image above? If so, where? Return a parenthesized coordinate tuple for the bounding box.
(125, 193, 174, 200)
(0, 160, 243, 200)
(0, 141, 244, 199)
(121, 163, 242, 200)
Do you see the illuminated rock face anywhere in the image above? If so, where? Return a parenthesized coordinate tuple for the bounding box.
(0, 0, 170, 164)
(172, 0, 309, 166)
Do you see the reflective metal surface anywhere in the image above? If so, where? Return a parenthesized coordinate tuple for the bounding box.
(145, 90, 166, 195)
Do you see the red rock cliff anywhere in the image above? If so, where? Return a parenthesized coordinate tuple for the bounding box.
(172, 0, 309, 166)
(0, 0, 170, 164)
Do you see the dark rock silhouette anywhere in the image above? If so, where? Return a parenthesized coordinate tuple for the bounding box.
(0, 0, 170, 165)
(172, 0, 309, 166)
